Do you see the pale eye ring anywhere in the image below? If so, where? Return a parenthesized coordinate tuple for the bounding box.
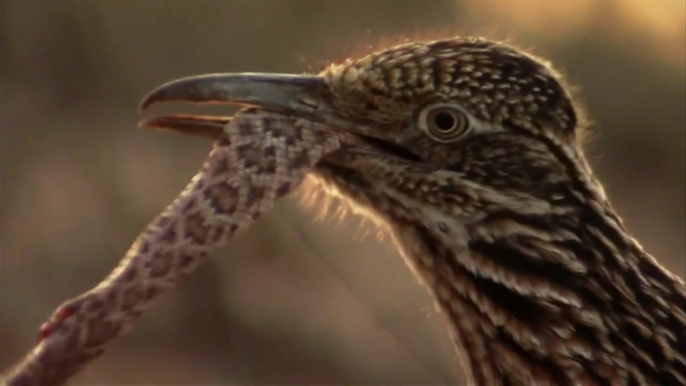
(418, 104, 472, 143)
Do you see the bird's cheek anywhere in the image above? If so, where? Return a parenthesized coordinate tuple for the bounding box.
(407, 142, 454, 167)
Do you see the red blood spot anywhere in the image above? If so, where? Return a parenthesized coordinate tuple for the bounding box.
(37, 323, 54, 342)
(56, 303, 79, 320)
(36, 302, 81, 342)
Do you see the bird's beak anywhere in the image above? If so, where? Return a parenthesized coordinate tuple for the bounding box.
(138, 73, 328, 138)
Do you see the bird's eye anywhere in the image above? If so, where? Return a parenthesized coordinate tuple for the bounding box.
(419, 104, 471, 143)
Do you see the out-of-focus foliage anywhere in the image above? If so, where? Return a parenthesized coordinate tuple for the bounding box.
(1, 1, 684, 384)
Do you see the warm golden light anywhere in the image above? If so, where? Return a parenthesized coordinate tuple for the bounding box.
(464, 0, 685, 68)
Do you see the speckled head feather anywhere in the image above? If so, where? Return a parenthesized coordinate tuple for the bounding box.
(323, 38, 579, 139)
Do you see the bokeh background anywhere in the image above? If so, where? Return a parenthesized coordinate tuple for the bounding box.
(1, 1, 684, 384)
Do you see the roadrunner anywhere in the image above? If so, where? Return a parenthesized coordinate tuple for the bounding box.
(8, 37, 685, 386)
(141, 37, 686, 385)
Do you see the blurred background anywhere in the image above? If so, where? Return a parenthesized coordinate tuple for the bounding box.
(1, 0, 684, 384)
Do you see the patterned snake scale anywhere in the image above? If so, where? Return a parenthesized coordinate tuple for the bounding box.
(5, 110, 352, 386)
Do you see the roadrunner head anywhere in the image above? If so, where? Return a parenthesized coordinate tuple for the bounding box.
(139, 37, 591, 218)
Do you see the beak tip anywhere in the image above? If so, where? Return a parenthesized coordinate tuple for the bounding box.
(138, 91, 160, 113)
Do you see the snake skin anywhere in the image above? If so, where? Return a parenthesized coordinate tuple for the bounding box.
(4, 110, 350, 386)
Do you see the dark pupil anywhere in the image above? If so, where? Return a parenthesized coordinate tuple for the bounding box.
(434, 111, 456, 132)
